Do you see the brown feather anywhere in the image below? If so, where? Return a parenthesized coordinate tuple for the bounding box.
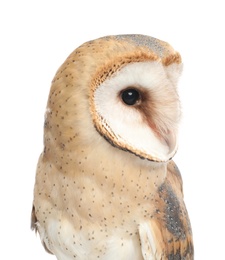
(31, 205, 37, 232)
(150, 160, 194, 259)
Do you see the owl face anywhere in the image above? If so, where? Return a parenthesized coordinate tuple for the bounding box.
(46, 34, 182, 164)
(90, 44, 182, 162)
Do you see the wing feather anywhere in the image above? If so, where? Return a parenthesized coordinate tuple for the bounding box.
(139, 160, 194, 259)
(31, 205, 53, 254)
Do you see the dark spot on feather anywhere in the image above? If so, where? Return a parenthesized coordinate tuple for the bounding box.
(158, 183, 185, 239)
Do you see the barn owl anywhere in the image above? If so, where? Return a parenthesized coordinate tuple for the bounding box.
(31, 34, 194, 259)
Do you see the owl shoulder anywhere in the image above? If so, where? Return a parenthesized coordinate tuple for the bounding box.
(166, 160, 183, 196)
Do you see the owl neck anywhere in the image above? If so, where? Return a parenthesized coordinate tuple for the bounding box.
(43, 133, 168, 192)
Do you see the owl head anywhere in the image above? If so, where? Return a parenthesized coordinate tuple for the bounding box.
(45, 34, 182, 164)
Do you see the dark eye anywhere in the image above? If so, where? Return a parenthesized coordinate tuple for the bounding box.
(121, 88, 140, 106)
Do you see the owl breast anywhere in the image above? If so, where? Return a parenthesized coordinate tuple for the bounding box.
(34, 147, 167, 259)
(41, 219, 143, 260)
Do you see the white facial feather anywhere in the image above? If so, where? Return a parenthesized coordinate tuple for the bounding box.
(94, 61, 179, 162)
(166, 62, 183, 87)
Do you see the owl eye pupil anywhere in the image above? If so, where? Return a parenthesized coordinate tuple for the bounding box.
(121, 88, 140, 106)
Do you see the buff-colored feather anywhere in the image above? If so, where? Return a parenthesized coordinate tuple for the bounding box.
(32, 34, 193, 259)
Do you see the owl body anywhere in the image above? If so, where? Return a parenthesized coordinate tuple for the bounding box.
(32, 35, 193, 259)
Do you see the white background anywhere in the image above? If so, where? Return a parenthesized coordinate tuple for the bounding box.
(1, 1, 224, 259)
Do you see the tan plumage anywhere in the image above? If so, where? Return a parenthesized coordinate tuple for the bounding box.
(31, 34, 194, 259)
